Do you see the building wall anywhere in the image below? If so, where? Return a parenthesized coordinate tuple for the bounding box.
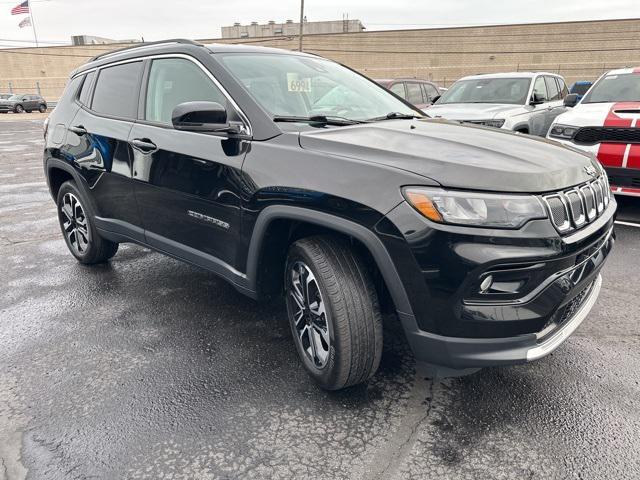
(1, 18, 639, 101)
(221, 19, 365, 38)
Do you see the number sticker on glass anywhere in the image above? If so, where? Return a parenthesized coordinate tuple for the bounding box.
(287, 73, 312, 92)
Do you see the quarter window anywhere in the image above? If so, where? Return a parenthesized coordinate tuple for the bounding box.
(145, 58, 227, 124)
(78, 71, 95, 105)
(92, 61, 143, 118)
(390, 82, 406, 99)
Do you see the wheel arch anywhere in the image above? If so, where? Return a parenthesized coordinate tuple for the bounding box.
(245, 205, 413, 316)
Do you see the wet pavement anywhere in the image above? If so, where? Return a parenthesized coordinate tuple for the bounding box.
(1, 119, 639, 480)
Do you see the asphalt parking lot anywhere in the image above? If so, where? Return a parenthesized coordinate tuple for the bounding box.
(1, 119, 639, 480)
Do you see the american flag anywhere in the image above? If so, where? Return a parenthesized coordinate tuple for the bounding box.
(11, 1, 29, 15)
(18, 16, 31, 28)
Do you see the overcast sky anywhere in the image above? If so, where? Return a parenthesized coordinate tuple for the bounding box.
(0, 0, 638, 48)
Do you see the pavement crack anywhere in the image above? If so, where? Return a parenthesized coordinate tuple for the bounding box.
(365, 369, 438, 480)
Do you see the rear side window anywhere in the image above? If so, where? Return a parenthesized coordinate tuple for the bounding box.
(144, 58, 226, 124)
(406, 82, 424, 104)
(91, 61, 143, 118)
(78, 71, 95, 106)
(389, 82, 406, 99)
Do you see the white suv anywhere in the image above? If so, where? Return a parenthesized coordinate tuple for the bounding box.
(427, 72, 569, 136)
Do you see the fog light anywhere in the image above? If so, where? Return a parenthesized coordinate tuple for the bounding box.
(480, 275, 493, 293)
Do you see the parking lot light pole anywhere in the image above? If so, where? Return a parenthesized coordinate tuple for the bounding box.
(298, 0, 304, 51)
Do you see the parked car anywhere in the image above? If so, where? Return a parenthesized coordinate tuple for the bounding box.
(44, 40, 614, 390)
(375, 78, 441, 109)
(569, 80, 593, 101)
(427, 72, 570, 136)
(548, 67, 640, 197)
(0, 93, 47, 113)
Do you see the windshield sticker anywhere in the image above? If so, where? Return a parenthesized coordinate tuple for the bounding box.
(287, 73, 312, 92)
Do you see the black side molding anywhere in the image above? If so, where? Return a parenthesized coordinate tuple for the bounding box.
(245, 205, 414, 316)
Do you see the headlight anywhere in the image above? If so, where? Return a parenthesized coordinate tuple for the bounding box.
(403, 187, 547, 229)
(482, 119, 505, 128)
(549, 124, 579, 140)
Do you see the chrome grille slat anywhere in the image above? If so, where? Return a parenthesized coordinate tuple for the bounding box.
(543, 176, 609, 234)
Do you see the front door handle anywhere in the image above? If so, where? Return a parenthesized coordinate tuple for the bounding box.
(69, 125, 87, 136)
(131, 138, 158, 153)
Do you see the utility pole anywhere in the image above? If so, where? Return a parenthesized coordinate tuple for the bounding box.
(298, 0, 304, 51)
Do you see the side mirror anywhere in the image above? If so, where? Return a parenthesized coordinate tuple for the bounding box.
(171, 101, 236, 133)
(431, 95, 441, 103)
(563, 93, 579, 108)
(530, 93, 545, 105)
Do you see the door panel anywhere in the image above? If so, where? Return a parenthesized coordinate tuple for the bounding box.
(64, 108, 139, 225)
(130, 124, 250, 267)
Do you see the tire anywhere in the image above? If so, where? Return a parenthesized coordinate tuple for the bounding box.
(285, 235, 383, 390)
(39, 104, 47, 113)
(56, 180, 118, 264)
(26, 110, 32, 113)
(14, 104, 24, 113)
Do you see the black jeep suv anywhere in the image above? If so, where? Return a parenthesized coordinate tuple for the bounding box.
(43, 40, 615, 390)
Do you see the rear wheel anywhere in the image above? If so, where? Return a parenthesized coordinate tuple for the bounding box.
(285, 235, 383, 390)
(56, 180, 118, 264)
(14, 104, 24, 113)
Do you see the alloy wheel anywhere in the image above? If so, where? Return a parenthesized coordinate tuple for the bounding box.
(287, 261, 331, 368)
(60, 193, 90, 255)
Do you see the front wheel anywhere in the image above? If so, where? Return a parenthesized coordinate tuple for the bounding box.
(38, 104, 47, 113)
(285, 236, 383, 390)
(56, 180, 118, 264)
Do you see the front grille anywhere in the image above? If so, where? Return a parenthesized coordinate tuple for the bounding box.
(543, 282, 593, 330)
(542, 176, 610, 234)
(574, 127, 640, 145)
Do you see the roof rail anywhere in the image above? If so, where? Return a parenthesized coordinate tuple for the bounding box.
(90, 39, 203, 62)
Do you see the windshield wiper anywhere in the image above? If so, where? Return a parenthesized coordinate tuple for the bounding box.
(272, 115, 365, 126)
(367, 112, 422, 122)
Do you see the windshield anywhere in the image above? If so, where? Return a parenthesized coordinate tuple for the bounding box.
(8, 95, 22, 101)
(437, 78, 531, 105)
(570, 83, 591, 95)
(219, 53, 419, 121)
(582, 73, 640, 103)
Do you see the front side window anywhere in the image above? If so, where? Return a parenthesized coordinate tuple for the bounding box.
(423, 83, 440, 101)
(533, 76, 548, 101)
(406, 83, 424, 104)
(145, 58, 227, 124)
(545, 76, 560, 101)
(583, 73, 640, 103)
(92, 61, 143, 118)
(220, 53, 418, 121)
(437, 78, 531, 105)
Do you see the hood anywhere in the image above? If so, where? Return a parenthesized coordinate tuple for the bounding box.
(0, 100, 15, 106)
(426, 103, 525, 121)
(298, 119, 599, 193)
(553, 101, 640, 127)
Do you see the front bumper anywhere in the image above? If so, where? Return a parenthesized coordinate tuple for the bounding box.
(380, 196, 615, 370)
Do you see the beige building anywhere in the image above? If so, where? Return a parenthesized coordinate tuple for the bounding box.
(221, 19, 365, 38)
(1, 18, 639, 101)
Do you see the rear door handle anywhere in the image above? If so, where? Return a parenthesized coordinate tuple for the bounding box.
(131, 138, 158, 153)
(69, 125, 87, 136)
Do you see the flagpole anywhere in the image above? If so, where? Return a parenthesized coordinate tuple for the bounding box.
(29, 1, 39, 47)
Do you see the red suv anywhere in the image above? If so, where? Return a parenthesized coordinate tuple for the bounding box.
(375, 78, 441, 110)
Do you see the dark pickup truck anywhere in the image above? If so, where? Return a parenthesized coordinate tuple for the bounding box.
(43, 40, 615, 390)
